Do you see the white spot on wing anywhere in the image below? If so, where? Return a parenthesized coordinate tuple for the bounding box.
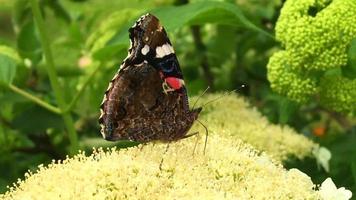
(162, 44, 170, 55)
(112, 73, 119, 80)
(155, 43, 174, 58)
(141, 45, 150, 55)
(100, 124, 106, 137)
(180, 79, 185, 86)
(99, 109, 104, 118)
(129, 40, 132, 49)
(156, 46, 164, 58)
(106, 82, 113, 91)
(101, 95, 107, 105)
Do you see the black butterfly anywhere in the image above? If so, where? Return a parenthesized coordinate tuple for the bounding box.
(99, 13, 201, 142)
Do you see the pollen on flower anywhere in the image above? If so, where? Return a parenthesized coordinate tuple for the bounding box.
(0, 94, 323, 200)
(0, 135, 320, 200)
(191, 93, 317, 161)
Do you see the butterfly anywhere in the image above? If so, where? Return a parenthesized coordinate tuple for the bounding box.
(99, 13, 202, 142)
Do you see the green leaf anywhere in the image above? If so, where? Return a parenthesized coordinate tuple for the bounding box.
(12, 106, 64, 134)
(86, 9, 141, 61)
(0, 46, 20, 85)
(0, 45, 21, 62)
(13, 0, 31, 29)
(98, 1, 271, 61)
(17, 20, 42, 63)
(92, 44, 127, 61)
(44, 0, 71, 23)
(278, 96, 297, 124)
(152, 1, 266, 33)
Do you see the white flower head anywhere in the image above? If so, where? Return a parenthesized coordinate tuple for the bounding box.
(319, 178, 352, 200)
(312, 146, 332, 172)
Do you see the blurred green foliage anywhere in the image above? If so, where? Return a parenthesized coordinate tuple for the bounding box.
(0, 0, 355, 195)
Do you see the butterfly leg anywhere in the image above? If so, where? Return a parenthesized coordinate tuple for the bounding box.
(162, 81, 175, 94)
(183, 120, 209, 155)
(192, 132, 200, 156)
(182, 131, 199, 139)
(181, 132, 200, 156)
(195, 120, 209, 155)
(159, 143, 170, 170)
(139, 142, 147, 151)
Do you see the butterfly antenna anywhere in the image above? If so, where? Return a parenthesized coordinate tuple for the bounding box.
(192, 86, 210, 110)
(197, 119, 208, 154)
(200, 84, 245, 108)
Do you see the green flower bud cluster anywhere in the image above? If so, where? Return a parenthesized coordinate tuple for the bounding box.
(320, 75, 356, 113)
(267, 0, 356, 112)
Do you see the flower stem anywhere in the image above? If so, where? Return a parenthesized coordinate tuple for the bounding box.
(30, 0, 78, 154)
(8, 84, 61, 114)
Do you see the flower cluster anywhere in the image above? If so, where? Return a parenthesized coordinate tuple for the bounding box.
(192, 93, 317, 161)
(1, 136, 320, 199)
(267, 0, 356, 113)
(1, 94, 326, 199)
(320, 76, 356, 113)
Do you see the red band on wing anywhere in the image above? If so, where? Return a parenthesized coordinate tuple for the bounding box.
(165, 77, 182, 90)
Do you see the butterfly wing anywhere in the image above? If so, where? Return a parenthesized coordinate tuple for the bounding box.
(99, 13, 201, 142)
(126, 14, 190, 109)
(99, 62, 163, 141)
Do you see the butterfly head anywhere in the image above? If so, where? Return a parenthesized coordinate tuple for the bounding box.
(191, 107, 202, 120)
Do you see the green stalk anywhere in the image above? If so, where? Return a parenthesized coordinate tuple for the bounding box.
(30, 0, 78, 154)
(8, 84, 61, 114)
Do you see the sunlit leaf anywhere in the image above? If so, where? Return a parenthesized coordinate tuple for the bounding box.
(86, 9, 141, 60)
(0, 46, 21, 86)
(44, 0, 71, 23)
(96, 1, 270, 61)
(13, 0, 31, 31)
(0, 45, 21, 62)
(152, 1, 267, 34)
